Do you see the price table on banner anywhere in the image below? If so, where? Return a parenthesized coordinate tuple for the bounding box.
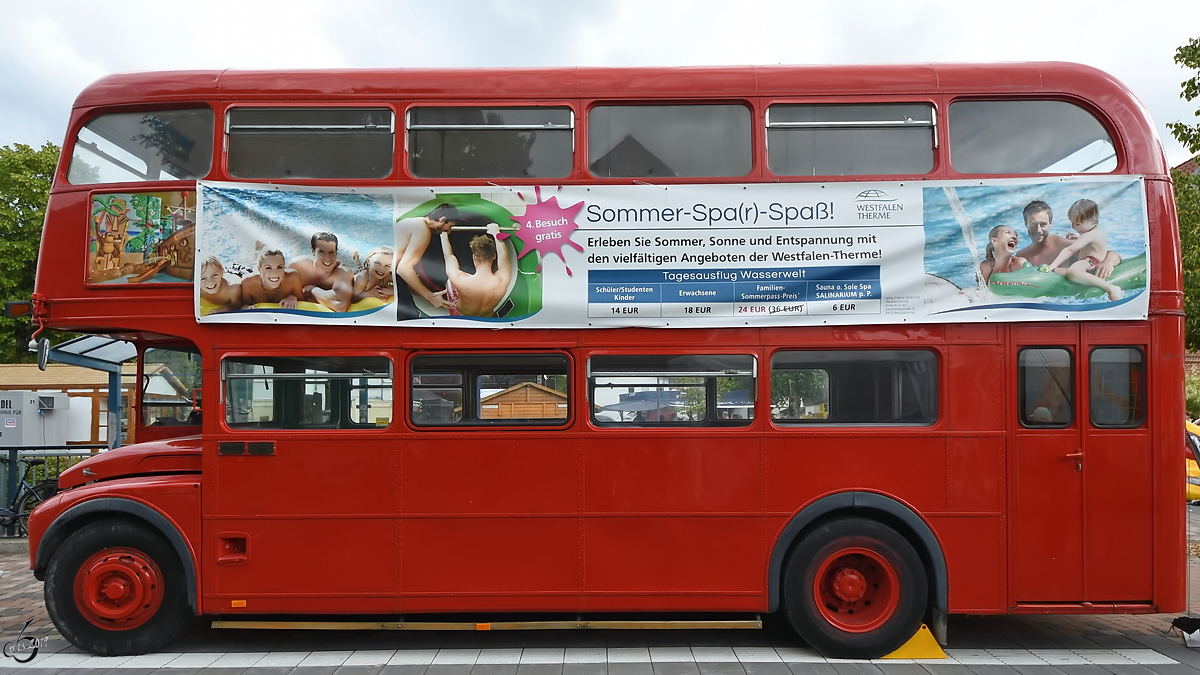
(587, 266, 881, 319)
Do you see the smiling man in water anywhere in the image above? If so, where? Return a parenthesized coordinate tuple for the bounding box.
(289, 232, 354, 312)
(1015, 200, 1120, 279)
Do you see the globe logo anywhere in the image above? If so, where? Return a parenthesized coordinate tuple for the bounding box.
(855, 189, 894, 202)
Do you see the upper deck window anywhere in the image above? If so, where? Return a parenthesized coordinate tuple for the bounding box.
(949, 101, 1116, 174)
(766, 104, 935, 176)
(67, 109, 214, 184)
(588, 105, 752, 178)
(226, 108, 394, 179)
(408, 107, 573, 178)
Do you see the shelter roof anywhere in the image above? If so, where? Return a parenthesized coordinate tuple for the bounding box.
(0, 363, 138, 389)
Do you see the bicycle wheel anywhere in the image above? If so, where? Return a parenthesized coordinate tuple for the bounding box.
(16, 481, 59, 537)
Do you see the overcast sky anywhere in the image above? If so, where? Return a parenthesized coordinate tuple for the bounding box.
(3, 0, 1199, 167)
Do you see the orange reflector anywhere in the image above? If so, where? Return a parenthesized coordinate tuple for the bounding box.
(476, 623, 491, 630)
(3, 301, 32, 319)
(231, 600, 247, 608)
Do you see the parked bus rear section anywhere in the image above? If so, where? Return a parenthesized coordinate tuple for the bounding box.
(24, 64, 1185, 659)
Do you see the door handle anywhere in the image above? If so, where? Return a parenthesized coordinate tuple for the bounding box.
(1065, 450, 1082, 471)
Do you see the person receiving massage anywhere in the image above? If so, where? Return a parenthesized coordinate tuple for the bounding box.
(1046, 198, 1123, 302)
(1015, 200, 1120, 279)
(393, 204, 464, 319)
(979, 224, 1029, 285)
(289, 231, 354, 312)
(436, 222, 512, 318)
(240, 248, 304, 309)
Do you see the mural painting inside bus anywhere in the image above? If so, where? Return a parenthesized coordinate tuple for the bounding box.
(86, 192, 196, 286)
(921, 179, 1148, 313)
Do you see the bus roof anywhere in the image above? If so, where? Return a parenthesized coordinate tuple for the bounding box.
(70, 62, 1165, 177)
(75, 62, 1132, 104)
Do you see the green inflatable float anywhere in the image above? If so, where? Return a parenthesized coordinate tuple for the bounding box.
(988, 252, 1146, 300)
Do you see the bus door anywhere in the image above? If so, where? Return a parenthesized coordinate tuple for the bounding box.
(1079, 325, 1151, 601)
(1012, 326, 1083, 601)
(1011, 324, 1152, 603)
(208, 355, 397, 613)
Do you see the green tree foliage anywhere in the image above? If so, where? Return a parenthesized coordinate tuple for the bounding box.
(1168, 37, 1200, 154)
(1178, 167, 1200, 351)
(1172, 35, 1200, 351)
(0, 143, 60, 363)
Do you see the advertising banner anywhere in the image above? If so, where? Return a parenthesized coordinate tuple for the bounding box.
(195, 176, 1148, 327)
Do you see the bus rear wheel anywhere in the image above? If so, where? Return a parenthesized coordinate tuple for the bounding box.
(783, 517, 927, 659)
(45, 520, 191, 656)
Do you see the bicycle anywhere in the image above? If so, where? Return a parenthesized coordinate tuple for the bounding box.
(0, 457, 59, 537)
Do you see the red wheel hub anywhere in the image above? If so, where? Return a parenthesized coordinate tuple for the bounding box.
(813, 546, 900, 633)
(74, 547, 163, 630)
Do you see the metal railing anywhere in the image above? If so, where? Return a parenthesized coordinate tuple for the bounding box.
(2, 445, 106, 538)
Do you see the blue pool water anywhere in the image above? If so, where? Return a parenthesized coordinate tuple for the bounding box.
(922, 180, 1147, 297)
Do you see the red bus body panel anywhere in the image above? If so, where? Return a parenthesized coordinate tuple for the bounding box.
(28, 63, 1184, 619)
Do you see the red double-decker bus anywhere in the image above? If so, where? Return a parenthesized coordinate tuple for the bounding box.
(24, 63, 1184, 659)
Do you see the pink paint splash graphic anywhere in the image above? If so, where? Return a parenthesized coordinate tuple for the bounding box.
(509, 186, 585, 276)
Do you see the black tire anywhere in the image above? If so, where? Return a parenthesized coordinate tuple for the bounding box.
(782, 517, 928, 659)
(15, 481, 58, 536)
(44, 519, 192, 655)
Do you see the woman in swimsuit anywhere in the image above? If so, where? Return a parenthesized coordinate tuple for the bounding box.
(979, 225, 1029, 286)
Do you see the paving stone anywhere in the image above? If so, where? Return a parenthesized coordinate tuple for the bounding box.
(695, 665, 747, 675)
(561, 666, 606, 675)
(652, 664, 702, 675)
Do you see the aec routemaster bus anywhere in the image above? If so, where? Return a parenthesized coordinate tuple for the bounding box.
(23, 64, 1184, 659)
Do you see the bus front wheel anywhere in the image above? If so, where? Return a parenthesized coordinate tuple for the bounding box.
(45, 520, 191, 656)
(783, 517, 927, 659)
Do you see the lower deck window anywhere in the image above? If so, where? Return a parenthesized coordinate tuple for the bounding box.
(411, 354, 569, 426)
(143, 347, 202, 427)
(589, 354, 755, 426)
(1090, 347, 1144, 428)
(771, 350, 937, 425)
(223, 356, 392, 429)
(1019, 348, 1073, 427)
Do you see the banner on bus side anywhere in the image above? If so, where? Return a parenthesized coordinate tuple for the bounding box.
(194, 176, 1149, 327)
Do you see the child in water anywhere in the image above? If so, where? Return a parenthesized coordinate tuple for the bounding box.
(198, 256, 242, 315)
(1046, 199, 1123, 301)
